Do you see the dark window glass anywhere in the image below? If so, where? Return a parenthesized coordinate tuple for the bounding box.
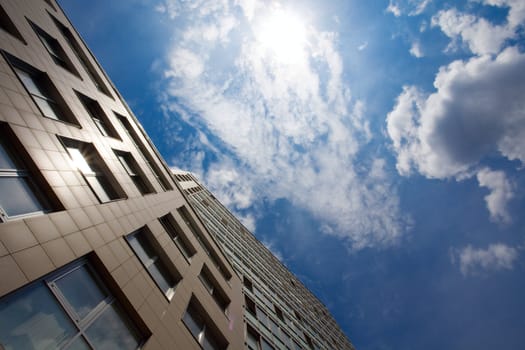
(127, 228, 179, 300)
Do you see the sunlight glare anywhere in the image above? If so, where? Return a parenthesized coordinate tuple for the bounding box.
(256, 8, 308, 64)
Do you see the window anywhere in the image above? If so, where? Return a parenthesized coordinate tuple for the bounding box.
(61, 138, 121, 203)
(77, 92, 119, 138)
(159, 213, 196, 261)
(29, 21, 77, 74)
(114, 151, 154, 195)
(3, 51, 76, 124)
(199, 265, 230, 313)
(243, 276, 253, 292)
(0, 259, 147, 349)
(43, 0, 57, 11)
(0, 128, 48, 221)
(182, 297, 228, 350)
(126, 228, 180, 300)
(274, 305, 284, 322)
(116, 114, 172, 191)
(177, 206, 232, 281)
(245, 295, 256, 317)
(49, 15, 111, 96)
(246, 325, 274, 350)
(0, 5, 25, 43)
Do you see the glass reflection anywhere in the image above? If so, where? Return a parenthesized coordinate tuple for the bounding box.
(85, 303, 140, 350)
(0, 177, 43, 216)
(0, 284, 75, 350)
(55, 265, 107, 320)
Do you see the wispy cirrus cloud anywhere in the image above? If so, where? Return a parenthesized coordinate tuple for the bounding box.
(156, 0, 409, 249)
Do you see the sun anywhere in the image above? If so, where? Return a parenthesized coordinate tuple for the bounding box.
(255, 7, 308, 64)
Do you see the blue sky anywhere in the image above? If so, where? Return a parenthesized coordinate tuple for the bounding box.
(59, 0, 525, 349)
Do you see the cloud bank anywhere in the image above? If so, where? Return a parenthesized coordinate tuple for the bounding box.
(157, 0, 409, 249)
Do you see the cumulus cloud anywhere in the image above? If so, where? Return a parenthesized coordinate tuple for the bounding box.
(387, 47, 525, 179)
(454, 243, 518, 275)
(432, 1, 525, 55)
(476, 168, 514, 223)
(156, 0, 409, 249)
(431, 8, 514, 55)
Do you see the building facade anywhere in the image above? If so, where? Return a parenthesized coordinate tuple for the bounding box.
(174, 171, 355, 350)
(0, 0, 354, 349)
(0, 0, 244, 349)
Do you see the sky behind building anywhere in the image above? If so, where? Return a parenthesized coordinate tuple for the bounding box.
(59, 0, 525, 349)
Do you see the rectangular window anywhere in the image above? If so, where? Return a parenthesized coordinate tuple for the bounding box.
(49, 15, 111, 96)
(29, 20, 78, 75)
(116, 113, 172, 191)
(159, 213, 196, 261)
(61, 138, 121, 203)
(3, 51, 77, 124)
(0, 5, 25, 43)
(114, 151, 155, 195)
(77, 92, 119, 138)
(182, 297, 228, 350)
(0, 259, 148, 349)
(245, 325, 275, 350)
(198, 265, 230, 313)
(0, 129, 48, 222)
(126, 228, 180, 300)
(177, 206, 232, 281)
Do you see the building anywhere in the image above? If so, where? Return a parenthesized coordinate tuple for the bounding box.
(174, 171, 355, 350)
(0, 0, 353, 349)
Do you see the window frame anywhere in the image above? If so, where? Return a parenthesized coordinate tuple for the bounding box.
(116, 113, 173, 191)
(0, 258, 149, 349)
(60, 137, 122, 203)
(2, 51, 79, 125)
(28, 20, 79, 75)
(198, 264, 231, 315)
(114, 150, 155, 195)
(0, 4, 26, 43)
(158, 213, 196, 262)
(48, 13, 112, 97)
(76, 92, 120, 139)
(182, 296, 228, 350)
(125, 227, 180, 301)
(0, 136, 47, 222)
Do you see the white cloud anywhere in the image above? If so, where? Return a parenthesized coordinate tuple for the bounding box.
(476, 168, 514, 224)
(387, 1, 402, 17)
(409, 0, 432, 16)
(387, 47, 525, 179)
(476, 0, 525, 28)
(409, 41, 424, 57)
(386, 0, 432, 17)
(432, 0, 525, 56)
(158, 0, 409, 249)
(455, 243, 518, 275)
(431, 8, 514, 55)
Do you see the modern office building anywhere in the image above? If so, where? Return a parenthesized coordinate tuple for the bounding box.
(0, 0, 353, 349)
(174, 171, 355, 350)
